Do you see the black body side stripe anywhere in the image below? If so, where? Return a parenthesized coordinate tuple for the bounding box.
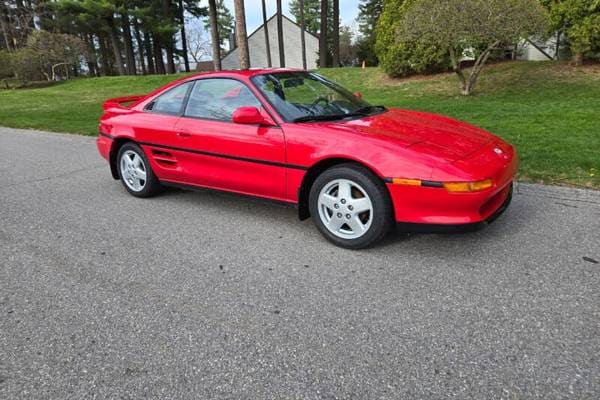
(139, 141, 308, 170)
(421, 180, 444, 188)
(98, 132, 308, 170)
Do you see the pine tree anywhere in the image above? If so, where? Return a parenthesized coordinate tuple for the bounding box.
(289, 0, 320, 34)
(290, 0, 335, 66)
(356, 0, 383, 66)
(203, 0, 233, 51)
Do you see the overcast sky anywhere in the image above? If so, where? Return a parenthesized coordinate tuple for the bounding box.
(198, 0, 361, 33)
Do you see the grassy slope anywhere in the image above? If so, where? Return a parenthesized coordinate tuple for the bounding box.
(0, 61, 598, 187)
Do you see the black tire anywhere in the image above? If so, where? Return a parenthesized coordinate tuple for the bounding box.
(309, 163, 394, 249)
(116, 142, 163, 198)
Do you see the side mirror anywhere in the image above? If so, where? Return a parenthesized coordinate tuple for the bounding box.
(232, 106, 271, 125)
(354, 92, 362, 99)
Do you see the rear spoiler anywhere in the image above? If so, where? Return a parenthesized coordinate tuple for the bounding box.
(103, 95, 146, 111)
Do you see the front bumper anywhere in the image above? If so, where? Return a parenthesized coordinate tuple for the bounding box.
(386, 145, 517, 226)
(395, 184, 513, 233)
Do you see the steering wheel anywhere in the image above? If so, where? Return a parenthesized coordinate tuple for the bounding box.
(311, 96, 329, 106)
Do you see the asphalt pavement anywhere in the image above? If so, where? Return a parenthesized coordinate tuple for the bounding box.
(1, 127, 599, 399)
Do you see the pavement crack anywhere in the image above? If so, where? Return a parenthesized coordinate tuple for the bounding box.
(0, 164, 105, 189)
(519, 192, 600, 206)
(556, 202, 578, 208)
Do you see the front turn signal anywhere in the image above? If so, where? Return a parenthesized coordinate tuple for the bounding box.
(443, 179, 493, 193)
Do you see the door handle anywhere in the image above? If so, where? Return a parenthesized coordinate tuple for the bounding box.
(176, 131, 192, 137)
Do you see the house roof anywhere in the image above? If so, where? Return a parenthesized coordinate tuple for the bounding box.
(181, 68, 307, 82)
(225, 13, 319, 56)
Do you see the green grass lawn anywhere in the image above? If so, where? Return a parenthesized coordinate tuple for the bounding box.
(0, 61, 598, 188)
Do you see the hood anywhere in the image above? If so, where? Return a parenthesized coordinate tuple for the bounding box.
(340, 108, 495, 163)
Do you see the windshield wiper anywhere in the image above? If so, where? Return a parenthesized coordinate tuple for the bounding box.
(353, 105, 387, 115)
(292, 106, 387, 123)
(293, 114, 360, 123)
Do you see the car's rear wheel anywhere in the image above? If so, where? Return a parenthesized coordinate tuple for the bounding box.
(117, 143, 162, 198)
(309, 164, 394, 249)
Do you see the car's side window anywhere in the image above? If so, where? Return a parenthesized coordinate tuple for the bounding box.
(146, 82, 193, 115)
(184, 78, 262, 122)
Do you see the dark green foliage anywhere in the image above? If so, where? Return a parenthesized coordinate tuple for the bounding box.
(375, 0, 448, 77)
(289, 0, 321, 34)
(396, 0, 548, 95)
(355, 0, 382, 66)
(2, 0, 207, 77)
(202, 0, 233, 50)
(540, 0, 600, 63)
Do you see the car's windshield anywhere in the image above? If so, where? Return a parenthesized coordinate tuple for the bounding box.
(250, 72, 385, 122)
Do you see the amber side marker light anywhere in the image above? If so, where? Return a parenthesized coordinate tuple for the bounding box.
(390, 178, 493, 192)
(391, 178, 422, 186)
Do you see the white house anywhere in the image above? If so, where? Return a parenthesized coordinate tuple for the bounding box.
(517, 37, 558, 61)
(221, 14, 319, 70)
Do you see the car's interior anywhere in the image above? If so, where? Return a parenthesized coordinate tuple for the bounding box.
(252, 73, 363, 121)
(146, 82, 193, 114)
(185, 83, 261, 121)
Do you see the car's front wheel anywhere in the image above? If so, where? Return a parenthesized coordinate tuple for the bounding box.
(117, 142, 162, 198)
(309, 164, 394, 249)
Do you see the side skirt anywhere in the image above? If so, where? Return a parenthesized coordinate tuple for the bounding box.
(160, 180, 298, 210)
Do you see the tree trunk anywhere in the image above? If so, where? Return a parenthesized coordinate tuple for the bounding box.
(299, 0, 306, 69)
(462, 43, 497, 95)
(0, 1, 11, 52)
(106, 17, 126, 75)
(153, 34, 166, 74)
(332, 0, 339, 67)
(51, 63, 69, 81)
(14, 0, 32, 43)
(277, 0, 285, 67)
(132, 18, 147, 75)
(165, 42, 176, 73)
(448, 46, 467, 95)
(572, 52, 583, 66)
(40, 69, 50, 81)
(85, 34, 100, 77)
(143, 30, 155, 74)
(261, 0, 272, 67)
(121, 13, 137, 74)
(208, 0, 221, 71)
(98, 34, 114, 75)
(35, 0, 53, 31)
(178, 0, 190, 72)
(233, 0, 250, 69)
(319, 0, 328, 67)
(162, 0, 176, 73)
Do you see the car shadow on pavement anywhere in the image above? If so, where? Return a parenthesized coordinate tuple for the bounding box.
(374, 191, 537, 251)
(155, 185, 538, 250)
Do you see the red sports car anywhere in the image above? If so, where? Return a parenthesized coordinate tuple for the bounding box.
(97, 69, 517, 249)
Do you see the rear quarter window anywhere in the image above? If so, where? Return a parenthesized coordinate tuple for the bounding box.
(146, 82, 193, 115)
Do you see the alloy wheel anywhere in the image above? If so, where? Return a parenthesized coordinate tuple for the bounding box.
(317, 178, 373, 239)
(120, 150, 147, 192)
